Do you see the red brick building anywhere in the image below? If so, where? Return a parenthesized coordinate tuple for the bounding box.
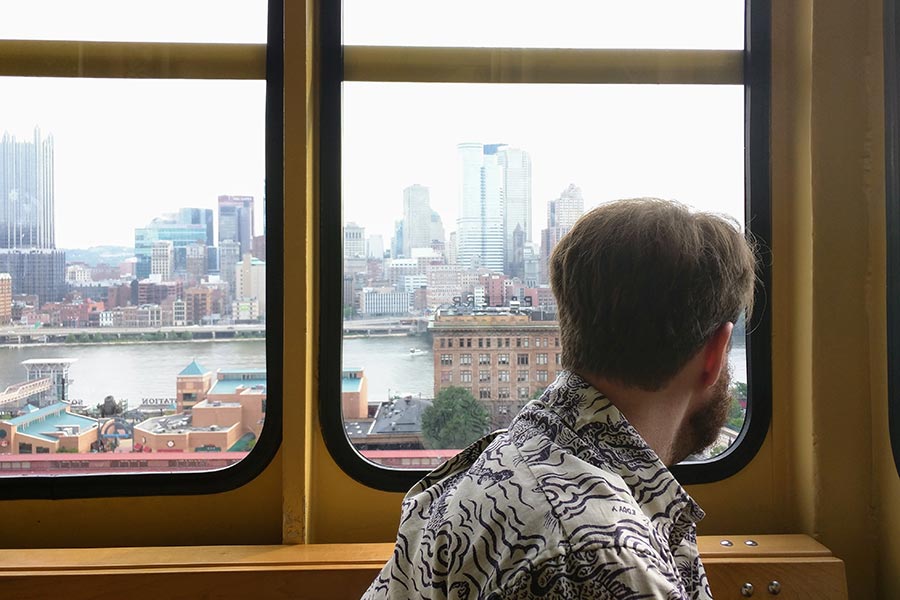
(431, 311, 561, 428)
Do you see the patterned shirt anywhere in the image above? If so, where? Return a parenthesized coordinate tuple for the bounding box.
(363, 371, 713, 600)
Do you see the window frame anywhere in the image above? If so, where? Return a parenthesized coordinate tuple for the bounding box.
(319, 0, 772, 491)
(0, 0, 283, 500)
(884, 0, 900, 478)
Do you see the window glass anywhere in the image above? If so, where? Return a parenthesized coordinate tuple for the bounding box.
(341, 82, 748, 468)
(343, 0, 743, 50)
(0, 76, 268, 475)
(0, 1, 267, 43)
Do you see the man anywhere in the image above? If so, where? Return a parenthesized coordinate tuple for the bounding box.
(363, 199, 757, 599)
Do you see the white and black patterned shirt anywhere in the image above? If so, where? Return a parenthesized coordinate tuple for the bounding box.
(363, 371, 713, 600)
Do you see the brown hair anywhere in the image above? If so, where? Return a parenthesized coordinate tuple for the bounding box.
(549, 198, 756, 391)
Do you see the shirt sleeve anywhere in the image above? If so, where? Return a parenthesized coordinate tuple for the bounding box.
(499, 546, 690, 600)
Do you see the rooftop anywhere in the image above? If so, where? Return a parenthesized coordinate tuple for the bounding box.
(369, 396, 431, 435)
(208, 378, 267, 396)
(8, 403, 98, 442)
(21, 358, 77, 365)
(342, 376, 363, 394)
(178, 359, 209, 377)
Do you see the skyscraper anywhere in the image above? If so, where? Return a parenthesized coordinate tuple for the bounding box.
(0, 129, 55, 250)
(217, 195, 255, 253)
(498, 147, 532, 278)
(0, 128, 65, 304)
(540, 184, 584, 283)
(456, 143, 504, 273)
(134, 212, 210, 280)
(402, 184, 433, 255)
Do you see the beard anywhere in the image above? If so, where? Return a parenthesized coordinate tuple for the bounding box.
(668, 366, 732, 465)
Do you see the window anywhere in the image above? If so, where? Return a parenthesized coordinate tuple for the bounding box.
(499, 370, 510, 382)
(498, 388, 510, 400)
(537, 370, 549, 383)
(440, 354, 453, 366)
(326, 0, 772, 490)
(478, 354, 490, 365)
(478, 370, 490, 383)
(460, 371, 472, 383)
(440, 371, 452, 383)
(479, 389, 491, 400)
(460, 353, 472, 365)
(0, 0, 282, 499)
(498, 353, 510, 365)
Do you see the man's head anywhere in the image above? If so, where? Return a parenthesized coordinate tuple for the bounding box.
(549, 199, 756, 459)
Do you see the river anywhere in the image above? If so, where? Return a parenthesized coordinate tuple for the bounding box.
(0, 336, 747, 408)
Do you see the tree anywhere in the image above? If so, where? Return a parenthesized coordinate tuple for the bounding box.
(421, 386, 490, 450)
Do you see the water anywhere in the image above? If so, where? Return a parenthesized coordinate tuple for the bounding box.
(0, 340, 266, 407)
(342, 335, 748, 402)
(0, 336, 748, 408)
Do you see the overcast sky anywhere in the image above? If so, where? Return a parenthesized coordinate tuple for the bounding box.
(2, 0, 744, 249)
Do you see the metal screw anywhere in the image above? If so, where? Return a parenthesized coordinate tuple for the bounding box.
(720, 539, 734, 546)
(741, 582, 754, 597)
(745, 539, 759, 546)
(768, 581, 781, 595)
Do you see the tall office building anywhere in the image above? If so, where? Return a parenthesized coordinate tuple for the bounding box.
(456, 143, 504, 273)
(134, 212, 211, 279)
(402, 184, 433, 255)
(218, 239, 241, 295)
(0, 129, 65, 304)
(150, 240, 175, 280)
(218, 195, 254, 252)
(235, 254, 266, 318)
(498, 147, 532, 278)
(540, 184, 584, 284)
(177, 207, 214, 247)
(0, 273, 11, 324)
(0, 129, 55, 250)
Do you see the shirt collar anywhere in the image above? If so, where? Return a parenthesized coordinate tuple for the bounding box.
(520, 370, 705, 540)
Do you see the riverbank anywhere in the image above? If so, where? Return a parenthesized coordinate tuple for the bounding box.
(0, 334, 265, 349)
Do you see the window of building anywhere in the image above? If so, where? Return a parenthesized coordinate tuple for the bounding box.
(499, 370, 510, 382)
(479, 389, 491, 400)
(460, 371, 472, 383)
(478, 370, 490, 383)
(0, 0, 282, 499)
(460, 353, 472, 365)
(498, 353, 510, 365)
(327, 0, 772, 490)
(537, 370, 548, 383)
(498, 388, 510, 400)
(478, 353, 490, 365)
(440, 371, 452, 383)
(440, 354, 453, 366)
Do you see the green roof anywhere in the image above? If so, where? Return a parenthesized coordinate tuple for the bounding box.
(9, 403, 97, 442)
(342, 377, 363, 393)
(179, 360, 208, 377)
(209, 378, 267, 396)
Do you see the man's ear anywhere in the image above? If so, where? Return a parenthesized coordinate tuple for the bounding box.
(701, 322, 734, 388)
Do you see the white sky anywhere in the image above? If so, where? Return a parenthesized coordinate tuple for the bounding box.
(2, 0, 744, 248)
(343, 83, 745, 243)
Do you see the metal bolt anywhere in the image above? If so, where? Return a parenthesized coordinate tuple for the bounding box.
(745, 539, 759, 546)
(768, 581, 781, 595)
(741, 582, 755, 597)
(720, 539, 734, 547)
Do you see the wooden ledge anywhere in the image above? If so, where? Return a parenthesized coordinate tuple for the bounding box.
(0, 535, 847, 600)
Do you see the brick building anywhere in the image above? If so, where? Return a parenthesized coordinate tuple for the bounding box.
(431, 310, 561, 428)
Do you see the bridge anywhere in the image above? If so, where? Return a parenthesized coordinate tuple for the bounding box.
(0, 324, 266, 345)
(342, 317, 429, 336)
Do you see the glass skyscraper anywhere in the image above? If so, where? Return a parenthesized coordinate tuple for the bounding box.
(0, 128, 65, 304)
(0, 129, 55, 250)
